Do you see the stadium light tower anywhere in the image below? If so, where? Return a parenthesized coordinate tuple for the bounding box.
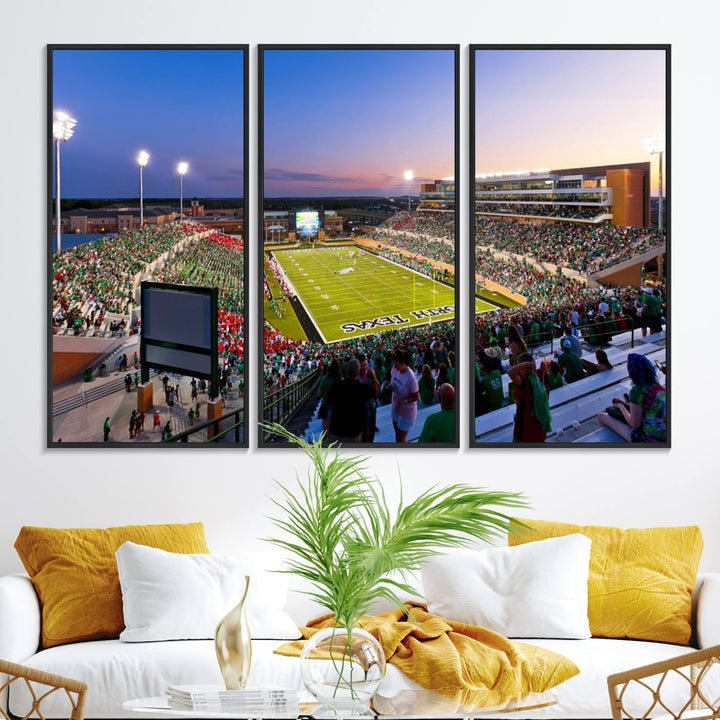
(403, 170, 414, 212)
(643, 135, 664, 233)
(53, 111, 77, 254)
(137, 151, 149, 229)
(177, 161, 189, 221)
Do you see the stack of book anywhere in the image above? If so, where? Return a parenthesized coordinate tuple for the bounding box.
(166, 685, 299, 715)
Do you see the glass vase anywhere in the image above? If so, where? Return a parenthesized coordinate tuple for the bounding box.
(214, 575, 251, 690)
(299, 626, 386, 717)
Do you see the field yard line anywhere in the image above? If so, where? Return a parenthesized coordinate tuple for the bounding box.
(274, 247, 456, 344)
(354, 248, 454, 314)
(359, 246, 453, 288)
(305, 249, 390, 318)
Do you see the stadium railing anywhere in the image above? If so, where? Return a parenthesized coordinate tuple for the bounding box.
(164, 406, 245, 444)
(534, 316, 636, 356)
(262, 368, 322, 443)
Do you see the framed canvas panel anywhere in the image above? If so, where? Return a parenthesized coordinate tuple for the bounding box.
(48, 45, 249, 447)
(470, 45, 669, 447)
(258, 45, 459, 448)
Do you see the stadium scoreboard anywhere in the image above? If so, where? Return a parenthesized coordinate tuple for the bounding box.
(296, 210, 321, 237)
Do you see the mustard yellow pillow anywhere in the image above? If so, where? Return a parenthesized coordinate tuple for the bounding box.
(509, 519, 703, 645)
(15, 523, 209, 648)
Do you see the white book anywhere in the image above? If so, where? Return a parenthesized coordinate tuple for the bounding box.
(167, 696, 295, 706)
(167, 698, 299, 713)
(168, 698, 298, 710)
(166, 686, 297, 705)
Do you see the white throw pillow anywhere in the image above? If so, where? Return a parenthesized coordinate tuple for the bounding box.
(116, 541, 301, 642)
(421, 534, 591, 639)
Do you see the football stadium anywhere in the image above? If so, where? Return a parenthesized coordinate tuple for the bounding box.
(262, 162, 666, 446)
(262, 205, 462, 444)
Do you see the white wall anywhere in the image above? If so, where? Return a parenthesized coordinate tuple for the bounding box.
(1, 0, 717, 576)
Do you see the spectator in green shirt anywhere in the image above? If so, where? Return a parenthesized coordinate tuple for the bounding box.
(476, 350, 505, 415)
(641, 288, 663, 335)
(418, 364, 437, 407)
(418, 384, 456, 444)
(557, 338, 585, 383)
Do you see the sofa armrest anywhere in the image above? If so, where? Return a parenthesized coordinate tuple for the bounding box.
(696, 572, 720, 648)
(0, 574, 41, 661)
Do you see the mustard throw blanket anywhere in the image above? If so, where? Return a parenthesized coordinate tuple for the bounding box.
(275, 603, 579, 711)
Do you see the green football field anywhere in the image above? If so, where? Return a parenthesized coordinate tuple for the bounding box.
(273, 247, 460, 343)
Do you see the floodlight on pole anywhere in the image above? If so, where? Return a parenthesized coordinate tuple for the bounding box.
(53, 111, 77, 254)
(643, 135, 664, 233)
(137, 151, 149, 229)
(177, 162, 189, 220)
(404, 170, 414, 212)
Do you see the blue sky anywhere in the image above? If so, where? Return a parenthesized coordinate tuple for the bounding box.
(263, 48, 455, 197)
(52, 48, 245, 198)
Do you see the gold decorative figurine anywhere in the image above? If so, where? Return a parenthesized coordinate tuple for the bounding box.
(214, 575, 251, 689)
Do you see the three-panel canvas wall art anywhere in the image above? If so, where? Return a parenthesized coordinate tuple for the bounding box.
(48, 45, 668, 448)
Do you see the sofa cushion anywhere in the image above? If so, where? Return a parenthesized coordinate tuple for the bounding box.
(14, 523, 209, 648)
(116, 542, 300, 641)
(509, 519, 703, 645)
(421, 535, 591, 639)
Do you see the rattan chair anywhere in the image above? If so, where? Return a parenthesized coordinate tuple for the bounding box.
(0, 660, 87, 720)
(608, 644, 720, 720)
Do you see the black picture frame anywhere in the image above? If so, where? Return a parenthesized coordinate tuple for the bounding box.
(47, 44, 249, 447)
(469, 44, 670, 448)
(258, 44, 460, 448)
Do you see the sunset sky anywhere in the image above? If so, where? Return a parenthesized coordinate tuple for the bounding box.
(263, 48, 455, 197)
(52, 48, 244, 198)
(475, 48, 667, 193)
(51, 47, 666, 200)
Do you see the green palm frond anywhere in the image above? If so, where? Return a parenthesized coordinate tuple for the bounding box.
(262, 423, 530, 630)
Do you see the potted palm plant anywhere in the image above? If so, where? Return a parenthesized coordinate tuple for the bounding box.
(263, 425, 528, 713)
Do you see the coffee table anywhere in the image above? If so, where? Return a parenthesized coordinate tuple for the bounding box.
(124, 687, 558, 718)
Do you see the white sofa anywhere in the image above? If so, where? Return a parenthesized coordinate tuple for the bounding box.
(1, 566, 719, 720)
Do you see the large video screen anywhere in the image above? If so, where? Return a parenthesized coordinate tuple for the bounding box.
(143, 286, 212, 349)
(141, 282, 217, 378)
(296, 211, 320, 236)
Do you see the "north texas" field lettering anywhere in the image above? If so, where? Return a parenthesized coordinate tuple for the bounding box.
(340, 305, 453, 333)
(410, 304, 453, 319)
(341, 314, 409, 333)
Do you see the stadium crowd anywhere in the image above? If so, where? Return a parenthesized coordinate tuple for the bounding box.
(364, 211, 455, 265)
(52, 223, 200, 332)
(262, 209, 665, 443)
(381, 210, 455, 240)
(48, 207, 661, 444)
(263, 318, 455, 398)
(53, 223, 246, 372)
(153, 231, 246, 368)
(476, 216, 664, 274)
(154, 231, 245, 314)
(265, 254, 296, 299)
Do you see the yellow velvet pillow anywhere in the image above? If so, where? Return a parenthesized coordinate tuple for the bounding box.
(15, 523, 209, 648)
(509, 519, 703, 645)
